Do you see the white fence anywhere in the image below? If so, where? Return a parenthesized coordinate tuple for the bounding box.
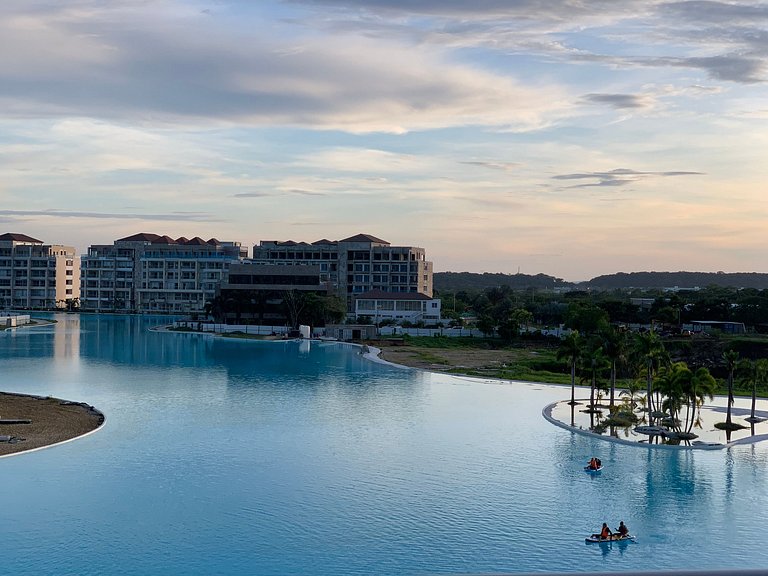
(0, 314, 31, 328)
(172, 321, 573, 340)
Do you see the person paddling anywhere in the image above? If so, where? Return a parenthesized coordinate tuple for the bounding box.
(591, 523, 613, 540)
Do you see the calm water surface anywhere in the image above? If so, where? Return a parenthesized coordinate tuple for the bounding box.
(2, 314, 768, 575)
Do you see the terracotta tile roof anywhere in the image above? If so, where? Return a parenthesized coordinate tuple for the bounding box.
(0, 232, 43, 243)
(339, 233, 389, 244)
(117, 233, 162, 242)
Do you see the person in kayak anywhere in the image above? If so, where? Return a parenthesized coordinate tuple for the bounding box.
(616, 521, 629, 537)
(591, 523, 613, 540)
(587, 457, 600, 470)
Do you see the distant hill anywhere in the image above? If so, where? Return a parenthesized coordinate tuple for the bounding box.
(434, 272, 568, 292)
(434, 270, 768, 292)
(585, 271, 768, 289)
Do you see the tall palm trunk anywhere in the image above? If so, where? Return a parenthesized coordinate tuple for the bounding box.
(646, 359, 654, 424)
(570, 361, 576, 405)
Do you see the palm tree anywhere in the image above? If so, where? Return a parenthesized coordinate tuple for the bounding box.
(619, 379, 645, 411)
(581, 338, 608, 412)
(722, 349, 740, 429)
(632, 331, 667, 425)
(601, 326, 627, 411)
(687, 367, 717, 434)
(744, 358, 768, 422)
(655, 362, 686, 431)
(557, 330, 582, 406)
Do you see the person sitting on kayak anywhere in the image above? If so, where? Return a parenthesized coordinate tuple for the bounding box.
(587, 457, 601, 470)
(616, 521, 629, 537)
(591, 523, 612, 540)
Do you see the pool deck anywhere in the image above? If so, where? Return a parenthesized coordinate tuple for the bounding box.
(544, 399, 768, 450)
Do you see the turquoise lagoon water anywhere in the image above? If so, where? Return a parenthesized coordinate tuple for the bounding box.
(2, 313, 768, 575)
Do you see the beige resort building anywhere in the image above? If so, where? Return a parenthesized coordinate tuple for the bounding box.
(251, 233, 434, 309)
(80, 233, 247, 314)
(0, 233, 79, 310)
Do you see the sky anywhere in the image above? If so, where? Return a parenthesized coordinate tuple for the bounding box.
(1, 1, 768, 281)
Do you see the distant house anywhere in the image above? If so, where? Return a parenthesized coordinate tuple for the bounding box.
(324, 324, 377, 341)
(354, 290, 441, 324)
(689, 320, 746, 335)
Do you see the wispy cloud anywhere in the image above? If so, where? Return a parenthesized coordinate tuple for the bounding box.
(553, 168, 705, 188)
(581, 93, 655, 110)
(460, 161, 521, 171)
(0, 209, 217, 221)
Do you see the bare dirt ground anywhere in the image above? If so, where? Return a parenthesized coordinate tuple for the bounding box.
(0, 393, 104, 456)
(375, 343, 517, 373)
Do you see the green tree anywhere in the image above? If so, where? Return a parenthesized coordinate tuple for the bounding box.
(476, 314, 495, 337)
(632, 331, 667, 424)
(511, 308, 534, 334)
(557, 330, 582, 407)
(656, 362, 686, 430)
(686, 367, 717, 434)
(564, 303, 610, 335)
(743, 358, 768, 422)
(722, 349, 740, 429)
(600, 326, 627, 410)
(581, 337, 609, 412)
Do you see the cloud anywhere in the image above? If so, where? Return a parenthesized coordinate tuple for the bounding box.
(0, 2, 567, 134)
(650, 55, 768, 84)
(581, 93, 654, 110)
(0, 209, 217, 221)
(287, 0, 768, 86)
(232, 192, 273, 198)
(659, 1, 768, 25)
(460, 161, 521, 171)
(287, 0, 641, 21)
(552, 168, 704, 188)
(233, 189, 326, 198)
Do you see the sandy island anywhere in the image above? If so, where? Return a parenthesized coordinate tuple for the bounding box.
(0, 392, 104, 457)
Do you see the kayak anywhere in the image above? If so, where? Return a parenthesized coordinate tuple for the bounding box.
(584, 465, 603, 473)
(585, 534, 635, 544)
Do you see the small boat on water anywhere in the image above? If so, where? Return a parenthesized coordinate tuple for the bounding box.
(585, 533, 635, 544)
(584, 457, 603, 473)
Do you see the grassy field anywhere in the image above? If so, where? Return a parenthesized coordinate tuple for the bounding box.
(373, 336, 573, 385)
(372, 334, 768, 397)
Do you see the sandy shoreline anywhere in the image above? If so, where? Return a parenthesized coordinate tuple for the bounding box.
(0, 392, 104, 457)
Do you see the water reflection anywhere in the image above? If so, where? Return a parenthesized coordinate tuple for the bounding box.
(589, 538, 632, 558)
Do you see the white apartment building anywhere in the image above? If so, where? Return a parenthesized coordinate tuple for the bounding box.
(251, 233, 433, 310)
(0, 233, 79, 310)
(80, 233, 247, 313)
(354, 290, 442, 324)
